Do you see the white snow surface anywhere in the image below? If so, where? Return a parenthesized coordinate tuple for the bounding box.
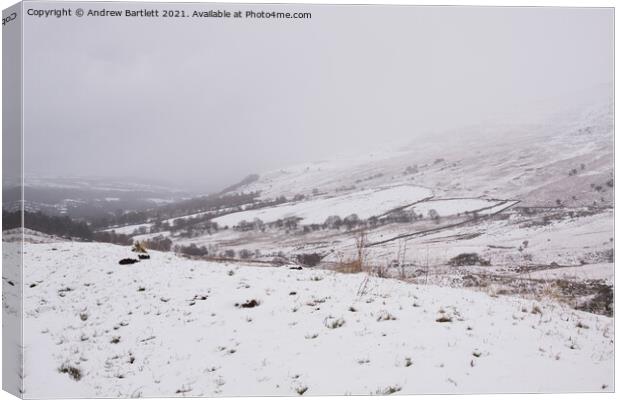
(406, 198, 507, 217)
(3, 228, 68, 244)
(524, 263, 614, 284)
(19, 241, 614, 397)
(213, 185, 433, 227)
(103, 223, 153, 235)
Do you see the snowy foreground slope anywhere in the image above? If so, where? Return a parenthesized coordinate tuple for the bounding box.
(18, 241, 613, 397)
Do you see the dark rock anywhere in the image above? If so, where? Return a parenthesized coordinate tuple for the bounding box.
(119, 258, 139, 265)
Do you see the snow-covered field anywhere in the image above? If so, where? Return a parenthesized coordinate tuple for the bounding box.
(363, 208, 614, 269)
(103, 223, 153, 235)
(213, 185, 433, 227)
(523, 263, 614, 284)
(405, 199, 515, 218)
(15, 241, 613, 397)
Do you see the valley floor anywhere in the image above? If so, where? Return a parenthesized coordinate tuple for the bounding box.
(11, 241, 614, 397)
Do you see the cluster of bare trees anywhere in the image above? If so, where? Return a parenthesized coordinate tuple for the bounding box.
(142, 235, 173, 251)
(3, 210, 95, 241)
(174, 243, 209, 257)
(230, 208, 443, 234)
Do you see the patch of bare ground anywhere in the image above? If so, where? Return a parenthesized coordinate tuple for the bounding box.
(459, 273, 613, 317)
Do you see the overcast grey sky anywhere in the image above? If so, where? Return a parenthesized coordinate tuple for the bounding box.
(22, 3, 613, 192)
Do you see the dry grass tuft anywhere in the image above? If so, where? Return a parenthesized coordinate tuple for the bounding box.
(324, 316, 346, 329)
(58, 363, 82, 381)
(376, 310, 397, 321)
(376, 385, 402, 395)
(335, 230, 367, 274)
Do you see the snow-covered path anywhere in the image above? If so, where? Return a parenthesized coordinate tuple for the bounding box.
(19, 242, 613, 397)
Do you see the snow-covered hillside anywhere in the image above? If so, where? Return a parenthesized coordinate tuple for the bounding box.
(225, 96, 613, 208)
(14, 241, 614, 397)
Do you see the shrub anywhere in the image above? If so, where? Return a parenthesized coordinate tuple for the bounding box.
(94, 230, 132, 246)
(175, 244, 208, 257)
(404, 165, 418, 175)
(58, 363, 82, 381)
(448, 253, 490, 266)
(428, 209, 440, 224)
(296, 253, 322, 267)
(343, 214, 360, 230)
(373, 264, 388, 278)
(238, 249, 253, 259)
(324, 317, 345, 329)
(143, 235, 172, 252)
